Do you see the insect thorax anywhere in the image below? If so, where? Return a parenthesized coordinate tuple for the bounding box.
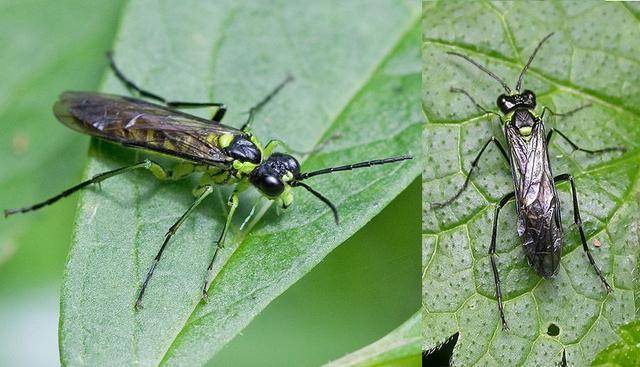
(503, 108, 539, 138)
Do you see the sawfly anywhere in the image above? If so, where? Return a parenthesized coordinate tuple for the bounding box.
(4, 53, 412, 309)
(432, 33, 625, 329)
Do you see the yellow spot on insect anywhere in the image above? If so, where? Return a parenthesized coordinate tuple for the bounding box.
(206, 133, 217, 144)
(278, 188, 293, 208)
(282, 171, 294, 182)
(163, 140, 175, 150)
(219, 134, 234, 148)
(519, 126, 532, 136)
(232, 160, 257, 176)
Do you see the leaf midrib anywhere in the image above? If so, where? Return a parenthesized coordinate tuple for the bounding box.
(150, 14, 421, 365)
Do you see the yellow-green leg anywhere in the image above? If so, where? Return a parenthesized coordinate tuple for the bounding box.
(135, 184, 214, 310)
(202, 190, 239, 302)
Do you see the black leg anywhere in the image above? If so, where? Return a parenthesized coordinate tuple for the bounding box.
(540, 104, 591, 119)
(559, 349, 567, 367)
(135, 185, 214, 310)
(107, 52, 227, 122)
(489, 191, 515, 331)
(211, 106, 227, 122)
(263, 133, 342, 157)
(450, 87, 501, 118)
(107, 51, 167, 103)
(546, 128, 626, 154)
(202, 190, 239, 302)
(432, 137, 509, 208)
(4, 159, 172, 217)
(241, 75, 294, 131)
(554, 174, 613, 293)
(166, 102, 227, 122)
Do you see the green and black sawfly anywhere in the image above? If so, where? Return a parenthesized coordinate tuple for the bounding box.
(4, 53, 412, 309)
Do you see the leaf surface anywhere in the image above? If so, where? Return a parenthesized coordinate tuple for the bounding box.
(592, 320, 640, 367)
(422, 1, 640, 366)
(60, 1, 422, 366)
(323, 312, 421, 367)
(0, 0, 124, 271)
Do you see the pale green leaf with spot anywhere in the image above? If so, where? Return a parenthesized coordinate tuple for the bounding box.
(59, 1, 422, 366)
(0, 0, 124, 270)
(323, 312, 421, 367)
(423, 1, 640, 366)
(592, 320, 640, 367)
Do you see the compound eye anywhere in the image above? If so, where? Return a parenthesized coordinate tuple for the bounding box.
(523, 90, 536, 104)
(270, 152, 301, 175)
(282, 155, 300, 175)
(497, 94, 509, 113)
(258, 175, 284, 197)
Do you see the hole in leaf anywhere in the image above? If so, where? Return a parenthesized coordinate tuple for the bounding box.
(547, 323, 560, 336)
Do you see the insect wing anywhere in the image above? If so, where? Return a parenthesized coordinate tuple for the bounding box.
(505, 118, 563, 277)
(54, 92, 240, 165)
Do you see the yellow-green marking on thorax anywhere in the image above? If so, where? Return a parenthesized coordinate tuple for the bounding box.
(218, 133, 234, 149)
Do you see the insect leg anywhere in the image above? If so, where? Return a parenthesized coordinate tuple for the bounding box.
(450, 87, 501, 118)
(489, 191, 515, 331)
(540, 104, 591, 119)
(431, 137, 509, 208)
(165, 102, 227, 123)
(241, 75, 294, 131)
(135, 185, 214, 310)
(4, 159, 171, 217)
(559, 349, 567, 367)
(263, 133, 342, 157)
(108, 52, 227, 122)
(202, 190, 239, 302)
(546, 128, 626, 154)
(107, 51, 167, 103)
(554, 174, 613, 293)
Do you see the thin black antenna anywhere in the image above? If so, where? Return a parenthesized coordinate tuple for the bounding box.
(241, 74, 294, 131)
(516, 32, 554, 92)
(447, 52, 511, 94)
(291, 181, 339, 224)
(297, 155, 412, 180)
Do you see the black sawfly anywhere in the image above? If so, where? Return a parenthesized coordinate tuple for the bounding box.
(432, 33, 625, 330)
(4, 53, 412, 309)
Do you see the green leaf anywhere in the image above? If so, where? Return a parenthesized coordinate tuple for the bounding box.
(423, 1, 640, 366)
(0, 0, 124, 274)
(59, 1, 421, 366)
(592, 320, 640, 366)
(323, 312, 421, 367)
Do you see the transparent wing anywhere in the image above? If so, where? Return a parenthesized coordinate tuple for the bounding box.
(54, 91, 241, 165)
(506, 120, 563, 274)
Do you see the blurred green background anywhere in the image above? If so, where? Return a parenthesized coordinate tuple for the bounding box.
(0, 1, 420, 366)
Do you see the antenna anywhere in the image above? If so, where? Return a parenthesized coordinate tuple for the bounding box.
(447, 52, 511, 94)
(291, 181, 339, 224)
(296, 155, 412, 180)
(241, 75, 294, 131)
(291, 155, 412, 225)
(515, 32, 554, 92)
